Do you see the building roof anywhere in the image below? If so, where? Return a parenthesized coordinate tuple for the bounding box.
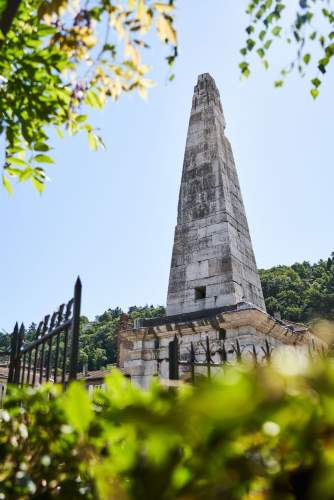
(121, 303, 326, 351)
(134, 302, 307, 333)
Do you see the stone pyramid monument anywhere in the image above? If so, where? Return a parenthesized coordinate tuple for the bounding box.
(167, 73, 266, 315)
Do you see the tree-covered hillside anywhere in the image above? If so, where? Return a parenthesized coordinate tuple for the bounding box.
(259, 252, 334, 323)
(79, 305, 166, 371)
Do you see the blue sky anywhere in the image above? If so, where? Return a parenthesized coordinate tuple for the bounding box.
(1, 2, 333, 331)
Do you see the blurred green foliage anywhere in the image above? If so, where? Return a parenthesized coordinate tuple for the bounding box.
(260, 252, 334, 323)
(2, 362, 334, 499)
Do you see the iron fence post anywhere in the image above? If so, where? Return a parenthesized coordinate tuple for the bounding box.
(8, 322, 18, 384)
(206, 336, 211, 378)
(69, 277, 82, 381)
(13, 323, 24, 385)
(169, 335, 179, 380)
(190, 341, 195, 383)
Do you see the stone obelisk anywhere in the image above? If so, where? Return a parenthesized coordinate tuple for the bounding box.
(167, 74, 266, 316)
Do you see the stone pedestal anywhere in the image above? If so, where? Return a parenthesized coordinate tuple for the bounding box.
(119, 304, 326, 387)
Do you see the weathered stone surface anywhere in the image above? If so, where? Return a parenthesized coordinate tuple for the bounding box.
(119, 304, 327, 387)
(166, 74, 266, 315)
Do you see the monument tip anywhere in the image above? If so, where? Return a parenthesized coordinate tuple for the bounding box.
(197, 72, 215, 82)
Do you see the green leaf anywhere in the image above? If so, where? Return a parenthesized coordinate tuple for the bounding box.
(32, 177, 45, 193)
(303, 53, 311, 65)
(7, 146, 25, 154)
(19, 168, 33, 182)
(26, 38, 41, 49)
(311, 78, 321, 88)
(88, 132, 98, 151)
(34, 143, 50, 152)
(239, 61, 250, 78)
(246, 38, 256, 51)
(6, 167, 22, 177)
(75, 114, 87, 123)
(37, 25, 56, 36)
(63, 383, 93, 434)
(246, 25, 255, 35)
(56, 128, 65, 139)
(33, 154, 54, 164)
(263, 59, 269, 70)
(272, 26, 282, 36)
(2, 175, 13, 194)
(85, 90, 103, 110)
(88, 132, 105, 151)
(7, 157, 28, 167)
(310, 88, 319, 99)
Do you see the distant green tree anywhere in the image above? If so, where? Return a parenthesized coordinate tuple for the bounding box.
(79, 304, 165, 371)
(260, 252, 334, 322)
(128, 305, 166, 320)
(0, 330, 10, 353)
(24, 322, 37, 344)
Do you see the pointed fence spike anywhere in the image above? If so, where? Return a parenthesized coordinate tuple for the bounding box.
(75, 276, 82, 290)
(252, 345, 257, 365)
(190, 341, 195, 362)
(19, 323, 25, 344)
(49, 312, 57, 331)
(57, 304, 65, 325)
(65, 301, 72, 320)
(221, 341, 227, 363)
(206, 336, 211, 363)
(169, 335, 179, 381)
(235, 339, 242, 362)
(68, 276, 82, 381)
(8, 322, 19, 383)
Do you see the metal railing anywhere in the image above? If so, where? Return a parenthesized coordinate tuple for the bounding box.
(169, 335, 274, 383)
(7, 277, 82, 388)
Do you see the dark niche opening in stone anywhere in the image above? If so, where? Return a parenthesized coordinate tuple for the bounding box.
(195, 286, 206, 300)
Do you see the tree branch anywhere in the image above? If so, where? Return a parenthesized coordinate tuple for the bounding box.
(0, 0, 22, 37)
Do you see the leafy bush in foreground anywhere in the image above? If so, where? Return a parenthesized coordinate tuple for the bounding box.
(1, 361, 334, 499)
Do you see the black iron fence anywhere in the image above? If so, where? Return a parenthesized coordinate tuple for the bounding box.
(169, 335, 274, 383)
(6, 277, 82, 388)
